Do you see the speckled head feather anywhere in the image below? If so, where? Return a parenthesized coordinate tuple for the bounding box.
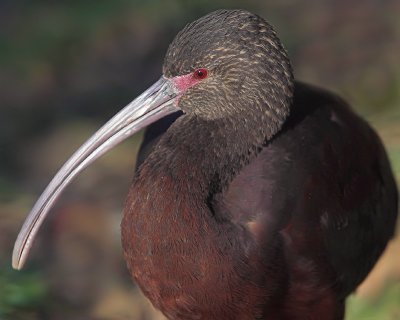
(163, 9, 294, 138)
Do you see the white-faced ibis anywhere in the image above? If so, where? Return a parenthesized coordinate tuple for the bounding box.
(13, 9, 398, 320)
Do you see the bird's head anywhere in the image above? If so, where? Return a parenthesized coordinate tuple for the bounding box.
(164, 9, 293, 125)
(12, 9, 294, 270)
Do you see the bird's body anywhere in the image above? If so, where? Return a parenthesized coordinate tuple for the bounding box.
(13, 9, 398, 320)
(122, 81, 397, 319)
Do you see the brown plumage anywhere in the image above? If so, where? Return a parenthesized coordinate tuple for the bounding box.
(121, 9, 398, 320)
(13, 9, 398, 320)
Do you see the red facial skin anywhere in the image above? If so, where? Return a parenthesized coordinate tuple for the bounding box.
(171, 69, 208, 105)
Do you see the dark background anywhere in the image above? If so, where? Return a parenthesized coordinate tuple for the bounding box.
(0, 1, 399, 319)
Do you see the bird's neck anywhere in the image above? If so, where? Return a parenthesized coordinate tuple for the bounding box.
(123, 114, 262, 245)
(145, 114, 263, 198)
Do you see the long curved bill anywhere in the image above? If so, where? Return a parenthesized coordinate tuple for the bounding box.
(13, 77, 180, 270)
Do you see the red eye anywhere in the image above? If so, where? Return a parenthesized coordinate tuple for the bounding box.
(193, 68, 208, 80)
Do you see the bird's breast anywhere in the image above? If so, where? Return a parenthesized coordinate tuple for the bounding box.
(121, 164, 276, 319)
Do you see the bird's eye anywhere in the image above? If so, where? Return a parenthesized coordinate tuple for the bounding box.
(193, 68, 208, 80)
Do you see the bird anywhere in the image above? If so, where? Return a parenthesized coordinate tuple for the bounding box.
(12, 9, 398, 320)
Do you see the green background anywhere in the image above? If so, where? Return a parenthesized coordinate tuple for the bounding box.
(0, 1, 399, 319)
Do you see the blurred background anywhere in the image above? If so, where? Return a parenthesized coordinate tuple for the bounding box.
(0, 0, 399, 319)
